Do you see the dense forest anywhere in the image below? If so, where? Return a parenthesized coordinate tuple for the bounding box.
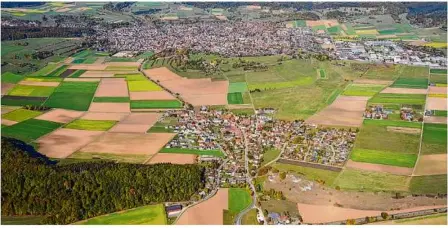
(1, 137, 204, 224)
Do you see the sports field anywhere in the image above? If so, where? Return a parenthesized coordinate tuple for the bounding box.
(421, 123, 447, 154)
(159, 147, 225, 157)
(64, 119, 117, 131)
(130, 100, 182, 109)
(1, 109, 42, 122)
(390, 78, 428, 89)
(2, 119, 62, 142)
(350, 148, 417, 168)
(342, 84, 384, 96)
(76, 204, 167, 225)
(228, 188, 252, 213)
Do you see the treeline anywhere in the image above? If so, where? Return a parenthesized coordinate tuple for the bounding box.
(1, 137, 204, 224)
(1, 27, 95, 41)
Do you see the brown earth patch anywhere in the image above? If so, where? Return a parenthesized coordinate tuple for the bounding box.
(345, 160, 413, 176)
(147, 153, 197, 165)
(35, 109, 84, 123)
(183, 94, 228, 106)
(36, 128, 103, 158)
(1, 83, 15, 95)
(79, 71, 115, 78)
(18, 81, 60, 87)
(381, 87, 427, 94)
(129, 91, 176, 100)
(106, 62, 140, 67)
(429, 86, 447, 95)
(306, 20, 339, 27)
(423, 116, 447, 124)
(426, 97, 447, 110)
(88, 103, 130, 112)
(1, 106, 20, 114)
(144, 67, 183, 82)
(68, 64, 107, 71)
(94, 78, 129, 97)
(386, 126, 421, 134)
(109, 113, 161, 133)
(1, 119, 18, 126)
(63, 57, 74, 64)
(176, 188, 229, 225)
(94, 57, 105, 64)
(297, 203, 446, 224)
(108, 124, 152, 133)
(64, 78, 100, 82)
(353, 79, 393, 85)
(305, 96, 369, 127)
(80, 112, 129, 121)
(79, 132, 176, 155)
(414, 154, 447, 175)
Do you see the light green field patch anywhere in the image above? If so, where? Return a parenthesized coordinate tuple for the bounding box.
(1, 72, 24, 84)
(368, 93, 426, 106)
(76, 204, 167, 225)
(350, 148, 418, 168)
(334, 168, 410, 192)
(228, 188, 252, 213)
(421, 123, 447, 155)
(318, 69, 327, 79)
(363, 119, 422, 128)
(127, 80, 162, 91)
(227, 92, 244, 104)
(390, 78, 428, 89)
(228, 82, 248, 93)
(130, 100, 182, 109)
(64, 119, 117, 131)
(7, 85, 55, 97)
(261, 148, 281, 166)
(47, 65, 68, 77)
(342, 84, 385, 96)
(23, 77, 62, 82)
(2, 109, 43, 122)
(248, 77, 314, 90)
(31, 63, 61, 76)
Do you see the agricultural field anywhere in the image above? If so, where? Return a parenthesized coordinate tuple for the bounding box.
(64, 119, 117, 131)
(159, 147, 225, 157)
(368, 93, 426, 110)
(430, 73, 448, 84)
(2, 119, 62, 142)
(130, 100, 182, 109)
(376, 213, 447, 225)
(1, 72, 24, 83)
(241, 209, 259, 225)
(7, 85, 55, 97)
(227, 92, 244, 104)
(270, 163, 340, 186)
(350, 148, 417, 168)
(390, 78, 429, 89)
(228, 188, 252, 213)
(333, 168, 410, 192)
(409, 175, 447, 194)
(44, 81, 99, 111)
(341, 83, 385, 96)
(421, 123, 447, 154)
(127, 80, 162, 92)
(93, 97, 130, 103)
(76, 204, 167, 225)
(1, 109, 42, 122)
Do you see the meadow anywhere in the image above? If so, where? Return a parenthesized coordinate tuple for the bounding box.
(342, 84, 385, 96)
(333, 168, 410, 192)
(271, 163, 340, 186)
(350, 148, 417, 168)
(64, 119, 117, 131)
(409, 175, 447, 194)
(241, 209, 259, 225)
(261, 148, 281, 166)
(390, 78, 428, 89)
(228, 188, 252, 213)
(130, 100, 182, 109)
(368, 93, 426, 108)
(159, 147, 225, 157)
(2, 119, 62, 142)
(421, 123, 447, 154)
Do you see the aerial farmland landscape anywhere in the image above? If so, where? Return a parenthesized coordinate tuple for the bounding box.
(1, 1, 447, 226)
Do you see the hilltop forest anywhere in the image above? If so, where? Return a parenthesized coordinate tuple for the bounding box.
(1, 137, 204, 224)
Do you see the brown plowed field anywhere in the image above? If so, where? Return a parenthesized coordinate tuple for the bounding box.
(426, 97, 447, 110)
(94, 57, 105, 64)
(147, 153, 197, 164)
(79, 71, 115, 78)
(381, 87, 427, 94)
(18, 81, 60, 87)
(80, 112, 129, 121)
(109, 113, 161, 133)
(108, 124, 152, 133)
(305, 96, 369, 127)
(88, 103, 130, 112)
(183, 94, 228, 106)
(94, 78, 129, 97)
(429, 86, 447, 94)
(37, 128, 103, 158)
(1, 119, 18, 126)
(353, 79, 393, 85)
(35, 109, 84, 123)
(106, 62, 140, 67)
(79, 132, 175, 155)
(1, 106, 20, 114)
(345, 160, 413, 176)
(68, 64, 107, 70)
(176, 188, 229, 225)
(129, 91, 176, 100)
(414, 154, 447, 175)
(64, 78, 100, 82)
(1, 83, 15, 95)
(306, 20, 339, 27)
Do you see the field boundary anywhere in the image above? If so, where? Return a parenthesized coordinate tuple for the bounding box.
(277, 159, 342, 172)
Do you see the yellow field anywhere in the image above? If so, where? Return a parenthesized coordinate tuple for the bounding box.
(424, 42, 448, 48)
(428, 94, 448, 98)
(355, 29, 379, 35)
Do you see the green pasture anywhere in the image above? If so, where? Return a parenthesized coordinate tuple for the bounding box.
(430, 69, 447, 74)
(130, 100, 182, 109)
(241, 209, 259, 225)
(368, 93, 426, 106)
(421, 123, 447, 155)
(430, 74, 447, 84)
(390, 78, 428, 89)
(333, 168, 410, 192)
(7, 85, 55, 97)
(399, 65, 429, 78)
(327, 25, 342, 35)
(228, 188, 252, 213)
(228, 82, 248, 93)
(2, 109, 43, 122)
(47, 65, 68, 77)
(1, 44, 25, 57)
(248, 77, 314, 90)
(54, 81, 98, 94)
(227, 92, 244, 104)
(2, 119, 62, 142)
(31, 63, 61, 76)
(64, 119, 117, 131)
(159, 147, 224, 157)
(350, 148, 417, 168)
(71, 58, 84, 64)
(1, 97, 45, 107)
(261, 148, 281, 166)
(409, 175, 447, 194)
(271, 163, 339, 186)
(76, 204, 167, 225)
(44, 93, 95, 111)
(362, 64, 401, 80)
(127, 80, 162, 91)
(342, 84, 384, 96)
(93, 97, 130, 103)
(1, 72, 24, 83)
(363, 119, 422, 128)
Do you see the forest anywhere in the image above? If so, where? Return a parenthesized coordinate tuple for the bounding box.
(1, 137, 204, 224)
(1, 27, 95, 41)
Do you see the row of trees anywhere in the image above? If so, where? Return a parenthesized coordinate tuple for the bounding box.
(1, 137, 204, 224)
(1, 27, 95, 41)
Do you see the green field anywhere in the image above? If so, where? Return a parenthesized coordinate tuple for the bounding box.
(121, 73, 147, 81)
(433, 110, 448, 117)
(68, 70, 86, 78)
(271, 163, 339, 186)
(76, 204, 167, 225)
(1, 72, 24, 83)
(334, 168, 410, 192)
(390, 78, 428, 89)
(64, 119, 117, 131)
(159, 147, 225, 157)
(421, 123, 447, 154)
(54, 81, 98, 93)
(31, 63, 61, 76)
(127, 80, 162, 91)
(363, 119, 422, 128)
(2, 119, 62, 142)
(319, 69, 327, 79)
(368, 93, 426, 107)
(430, 69, 447, 74)
(1, 97, 45, 107)
(228, 188, 252, 213)
(409, 175, 447, 194)
(342, 83, 385, 96)
(72, 50, 92, 58)
(106, 66, 138, 71)
(23, 77, 62, 82)
(248, 77, 314, 90)
(7, 85, 55, 97)
(45, 81, 98, 111)
(327, 25, 342, 35)
(228, 82, 247, 93)
(1, 109, 42, 122)
(130, 100, 182, 109)
(261, 148, 281, 166)
(241, 209, 259, 225)
(400, 65, 429, 78)
(430, 74, 448, 84)
(227, 92, 244, 104)
(350, 148, 417, 168)
(93, 97, 130, 103)
(293, 20, 306, 27)
(47, 65, 68, 77)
